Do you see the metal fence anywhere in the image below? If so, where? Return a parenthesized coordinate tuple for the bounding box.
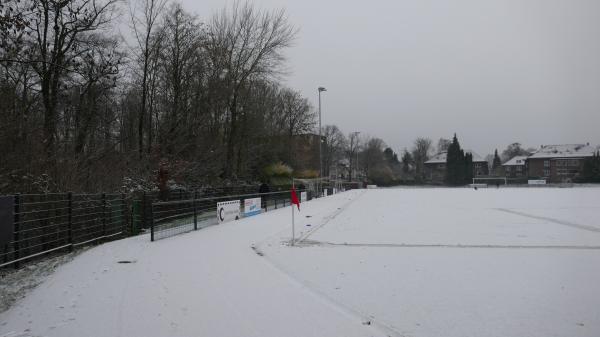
(150, 190, 311, 241)
(0, 183, 358, 268)
(130, 185, 278, 234)
(0, 193, 127, 268)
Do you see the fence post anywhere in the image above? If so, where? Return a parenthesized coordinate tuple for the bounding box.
(150, 203, 155, 242)
(141, 191, 146, 229)
(67, 192, 73, 252)
(121, 193, 126, 236)
(101, 193, 106, 240)
(13, 194, 20, 269)
(193, 190, 198, 231)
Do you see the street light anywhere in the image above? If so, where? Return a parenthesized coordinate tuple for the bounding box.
(318, 86, 326, 196)
(351, 131, 360, 180)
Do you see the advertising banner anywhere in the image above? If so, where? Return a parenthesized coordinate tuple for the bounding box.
(244, 198, 261, 217)
(217, 200, 240, 223)
(300, 191, 307, 203)
(528, 180, 546, 185)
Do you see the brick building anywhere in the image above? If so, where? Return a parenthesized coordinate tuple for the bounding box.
(424, 150, 489, 183)
(527, 144, 596, 183)
(502, 156, 528, 178)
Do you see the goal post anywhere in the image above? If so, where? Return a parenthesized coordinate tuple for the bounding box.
(472, 177, 508, 186)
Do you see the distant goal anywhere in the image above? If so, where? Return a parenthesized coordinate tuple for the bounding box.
(471, 177, 507, 187)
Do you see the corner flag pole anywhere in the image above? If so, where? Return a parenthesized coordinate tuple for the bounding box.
(291, 178, 295, 246)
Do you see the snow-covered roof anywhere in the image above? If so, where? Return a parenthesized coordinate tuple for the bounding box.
(467, 150, 486, 163)
(425, 150, 486, 164)
(502, 156, 528, 166)
(528, 144, 596, 159)
(425, 151, 447, 164)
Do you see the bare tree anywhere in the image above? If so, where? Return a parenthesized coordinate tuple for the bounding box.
(436, 137, 451, 153)
(321, 125, 347, 178)
(206, 1, 297, 177)
(412, 137, 432, 182)
(346, 132, 360, 181)
(130, 0, 169, 156)
(501, 142, 533, 162)
(361, 137, 386, 181)
(277, 88, 314, 165)
(156, 3, 202, 154)
(3, 0, 119, 157)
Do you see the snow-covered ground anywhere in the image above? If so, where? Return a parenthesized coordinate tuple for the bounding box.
(262, 187, 600, 337)
(1, 187, 600, 337)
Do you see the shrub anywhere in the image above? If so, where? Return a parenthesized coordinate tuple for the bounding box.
(264, 162, 293, 178)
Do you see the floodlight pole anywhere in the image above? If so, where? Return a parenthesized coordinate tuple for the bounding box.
(351, 131, 360, 180)
(318, 87, 326, 197)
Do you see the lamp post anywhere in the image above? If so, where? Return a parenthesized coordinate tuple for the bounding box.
(318, 86, 326, 196)
(351, 131, 360, 180)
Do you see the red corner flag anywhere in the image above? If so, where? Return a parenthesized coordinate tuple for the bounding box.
(291, 186, 300, 211)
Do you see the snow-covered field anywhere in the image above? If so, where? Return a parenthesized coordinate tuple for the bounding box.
(1, 187, 600, 337)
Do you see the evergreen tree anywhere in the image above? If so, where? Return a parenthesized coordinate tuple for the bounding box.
(401, 150, 413, 174)
(445, 134, 466, 185)
(383, 147, 400, 164)
(492, 149, 502, 174)
(582, 151, 600, 183)
(464, 152, 473, 183)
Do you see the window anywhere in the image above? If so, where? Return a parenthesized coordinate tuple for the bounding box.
(516, 166, 522, 172)
(544, 160, 550, 168)
(543, 168, 550, 177)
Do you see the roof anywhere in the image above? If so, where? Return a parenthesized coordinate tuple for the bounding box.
(425, 151, 447, 164)
(467, 150, 486, 163)
(424, 150, 486, 164)
(528, 144, 597, 159)
(502, 156, 528, 166)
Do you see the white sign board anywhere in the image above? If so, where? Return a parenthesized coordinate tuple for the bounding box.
(333, 188, 338, 194)
(528, 180, 546, 185)
(367, 185, 378, 189)
(217, 200, 240, 223)
(244, 198, 261, 217)
(300, 191, 307, 203)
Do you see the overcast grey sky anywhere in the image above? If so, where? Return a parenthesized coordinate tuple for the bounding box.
(180, 0, 600, 156)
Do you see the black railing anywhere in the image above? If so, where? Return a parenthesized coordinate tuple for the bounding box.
(0, 184, 349, 268)
(0, 193, 127, 268)
(150, 190, 312, 241)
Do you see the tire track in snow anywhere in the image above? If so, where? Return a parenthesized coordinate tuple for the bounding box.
(495, 208, 600, 233)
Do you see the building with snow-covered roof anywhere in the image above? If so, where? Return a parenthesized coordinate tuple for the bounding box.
(502, 156, 528, 178)
(424, 150, 489, 183)
(527, 144, 596, 182)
